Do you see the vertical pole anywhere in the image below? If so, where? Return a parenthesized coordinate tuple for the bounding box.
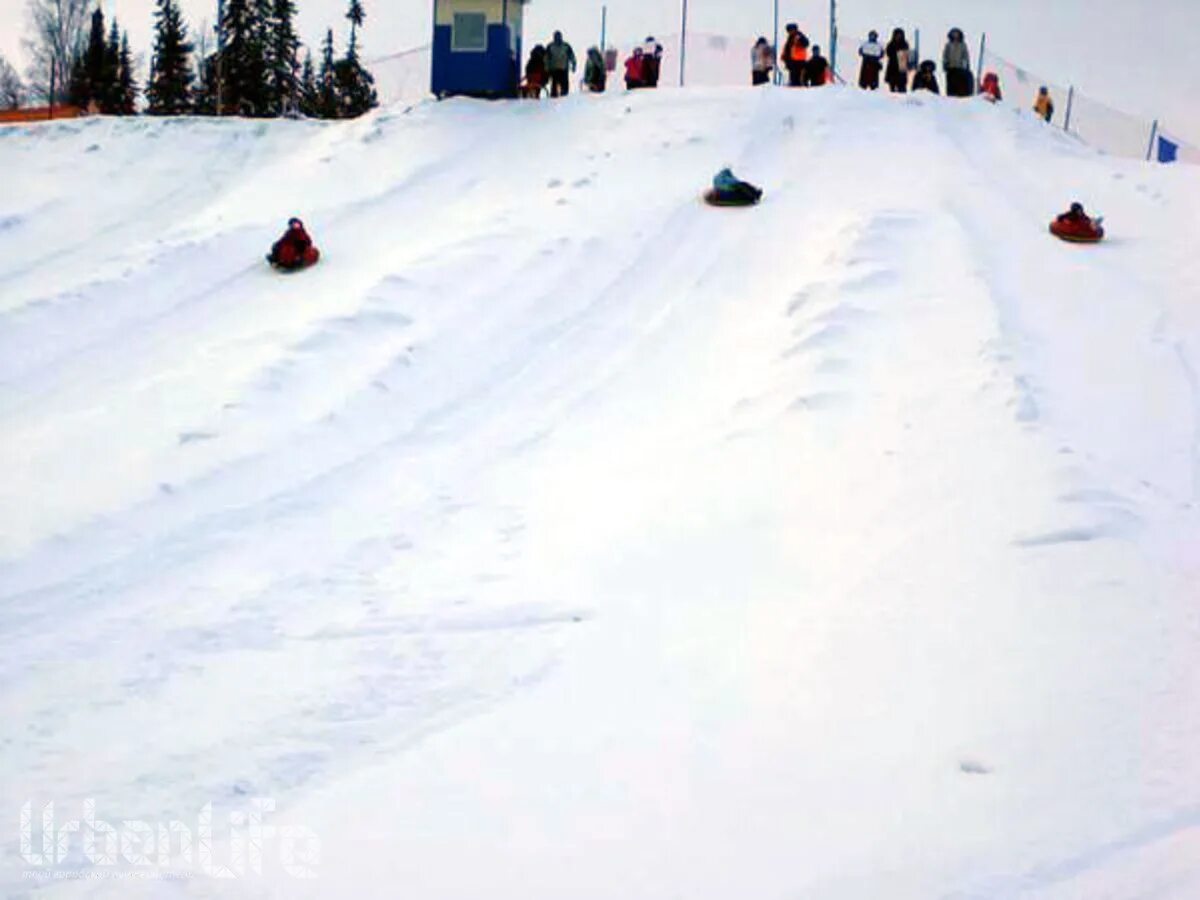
(48, 67, 55, 119)
(1063, 85, 1074, 131)
(914, 28, 920, 67)
(1146, 119, 1159, 162)
(216, 0, 226, 115)
(679, 0, 688, 87)
(601, 5, 607, 51)
(977, 32, 986, 92)
(773, 0, 780, 86)
(829, 0, 837, 80)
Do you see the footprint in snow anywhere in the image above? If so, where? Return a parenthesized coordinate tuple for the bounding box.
(547, 178, 563, 189)
(178, 431, 218, 445)
(959, 759, 992, 775)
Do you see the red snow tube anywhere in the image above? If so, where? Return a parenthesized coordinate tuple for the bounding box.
(272, 244, 321, 271)
(1049, 219, 1104, 244)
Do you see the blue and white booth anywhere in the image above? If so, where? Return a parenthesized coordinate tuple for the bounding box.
(431, 0, 530, 98)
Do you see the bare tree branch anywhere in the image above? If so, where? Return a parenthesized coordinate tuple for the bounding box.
(21, 0, 91, 103)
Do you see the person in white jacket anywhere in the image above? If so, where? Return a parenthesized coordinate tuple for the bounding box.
(752, 37, 775, 85)
(858, 30, 885, 90)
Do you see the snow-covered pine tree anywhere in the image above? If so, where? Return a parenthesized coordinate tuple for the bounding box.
(117, 31, 138, 114)
(316, 28, 339, 118)
(219, 0, 268, 115)
(101, 19, 121, 113)
(299, 50, 317, 117)
(146, 0, 195, 115)
(334, 0, 377, 118)
(68, 6, 108, 110)
(267, 0, 300, 115)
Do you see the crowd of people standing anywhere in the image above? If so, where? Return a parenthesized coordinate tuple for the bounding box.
(519, 24, 1057, 126)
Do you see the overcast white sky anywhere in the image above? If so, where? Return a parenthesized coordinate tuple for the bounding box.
(2, 0, 1198, 142)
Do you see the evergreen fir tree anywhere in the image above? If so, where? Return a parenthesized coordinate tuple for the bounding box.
(268, 0, 299, 115)
(83, 7, 106, 105)
(316, 28, 338, 119)
(146, 0, 195, 115)
(299, 50, 317, 117)
(101, 19, 121, 113)
(219, 0, 269, 115)
(67, 52, 89, 108)
(117, 31, 138, 114)
(334, 0, 377, 118)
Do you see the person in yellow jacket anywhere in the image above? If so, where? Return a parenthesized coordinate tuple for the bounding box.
(1034, 86, 1055, 123)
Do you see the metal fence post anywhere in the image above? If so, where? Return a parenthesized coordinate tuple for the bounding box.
(601, 5, 607, 51)
(1062, 85, 1074, 131)
(977, 32, 986, 91)
(1146, 119, 1159, 162)
(829, 0, 837, 79)
(773, 0, 780, 85)
(679, 0, 688, 87)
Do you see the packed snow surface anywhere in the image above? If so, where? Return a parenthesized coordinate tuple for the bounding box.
(2, 87, 1200, 898)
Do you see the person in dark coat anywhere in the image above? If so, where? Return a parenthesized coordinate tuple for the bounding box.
(545, 31, 577, 98)
(803, 46, 830, 86)
(942, 27, 973, 97)
(641, 36, 664, 87)
(524, 44, 548, 97)
(583, 46, 607, 92)
(858, 30, 884, 90)
(268, 218, 319, 270)
(911, 60, 940, 94)
(884, 28, 911, 93)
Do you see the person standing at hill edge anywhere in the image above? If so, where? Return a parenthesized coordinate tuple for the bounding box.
(546, 31, 577, 97)
(584, 46, 607, 93)
(804, 46, 831, 86)
(942, 28, 972, 97)
(858, 30, 884, 89)
(624, 47, 645, 89)
(781, 23, 810, 87)
(885, 28, 911, 93)
(912, 59, 940, 94)
(641, 37, 664, 87)
(752, 37, 774, 86)
(1034, 86, 1055, 122)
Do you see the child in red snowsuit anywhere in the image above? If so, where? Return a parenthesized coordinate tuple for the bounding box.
(269, 218, 320, 270)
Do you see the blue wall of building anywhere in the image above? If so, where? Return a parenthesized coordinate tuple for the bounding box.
(431, 24, 520, 98)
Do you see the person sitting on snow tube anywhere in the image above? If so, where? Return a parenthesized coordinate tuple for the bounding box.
(1050, 202, 1104, 243)
(706, 168, 764, 207)
(268, 218, 321, 270)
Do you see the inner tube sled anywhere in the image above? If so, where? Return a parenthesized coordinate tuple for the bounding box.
(1049, 218, 1104, 244)
(704, 188, 762, 208)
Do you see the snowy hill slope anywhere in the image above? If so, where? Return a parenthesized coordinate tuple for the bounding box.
(1, 88, 1200, 898)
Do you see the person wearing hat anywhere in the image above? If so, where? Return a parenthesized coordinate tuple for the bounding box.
(641, 36, 664, 87)
(1034, 86, 1055, 122)
(781, 23, 810, 87)
(268, 218, 320, 271)
(803, 45, 831, 86)
(942, 27, 973, 97)
(752, 37, 775, 86)
(545, 31, 577, 98)
(858, 30, 885, 90)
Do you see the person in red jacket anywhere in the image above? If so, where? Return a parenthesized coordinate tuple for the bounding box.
(1050, 202, 1105, 243)
(268, 218, 320, 270)
(624, 47, 645, 89)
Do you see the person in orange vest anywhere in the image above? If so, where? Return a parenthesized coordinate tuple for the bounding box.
(1034, 86, 1055, 123)
(781, 23, 810, 87)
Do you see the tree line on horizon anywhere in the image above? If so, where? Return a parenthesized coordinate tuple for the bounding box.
(2, 0, 378, 120)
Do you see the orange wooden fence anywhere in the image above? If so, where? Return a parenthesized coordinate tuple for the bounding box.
(0, 106, 85, 125)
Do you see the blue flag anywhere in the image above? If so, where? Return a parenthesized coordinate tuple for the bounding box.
(1157, 136, 1179, 164)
